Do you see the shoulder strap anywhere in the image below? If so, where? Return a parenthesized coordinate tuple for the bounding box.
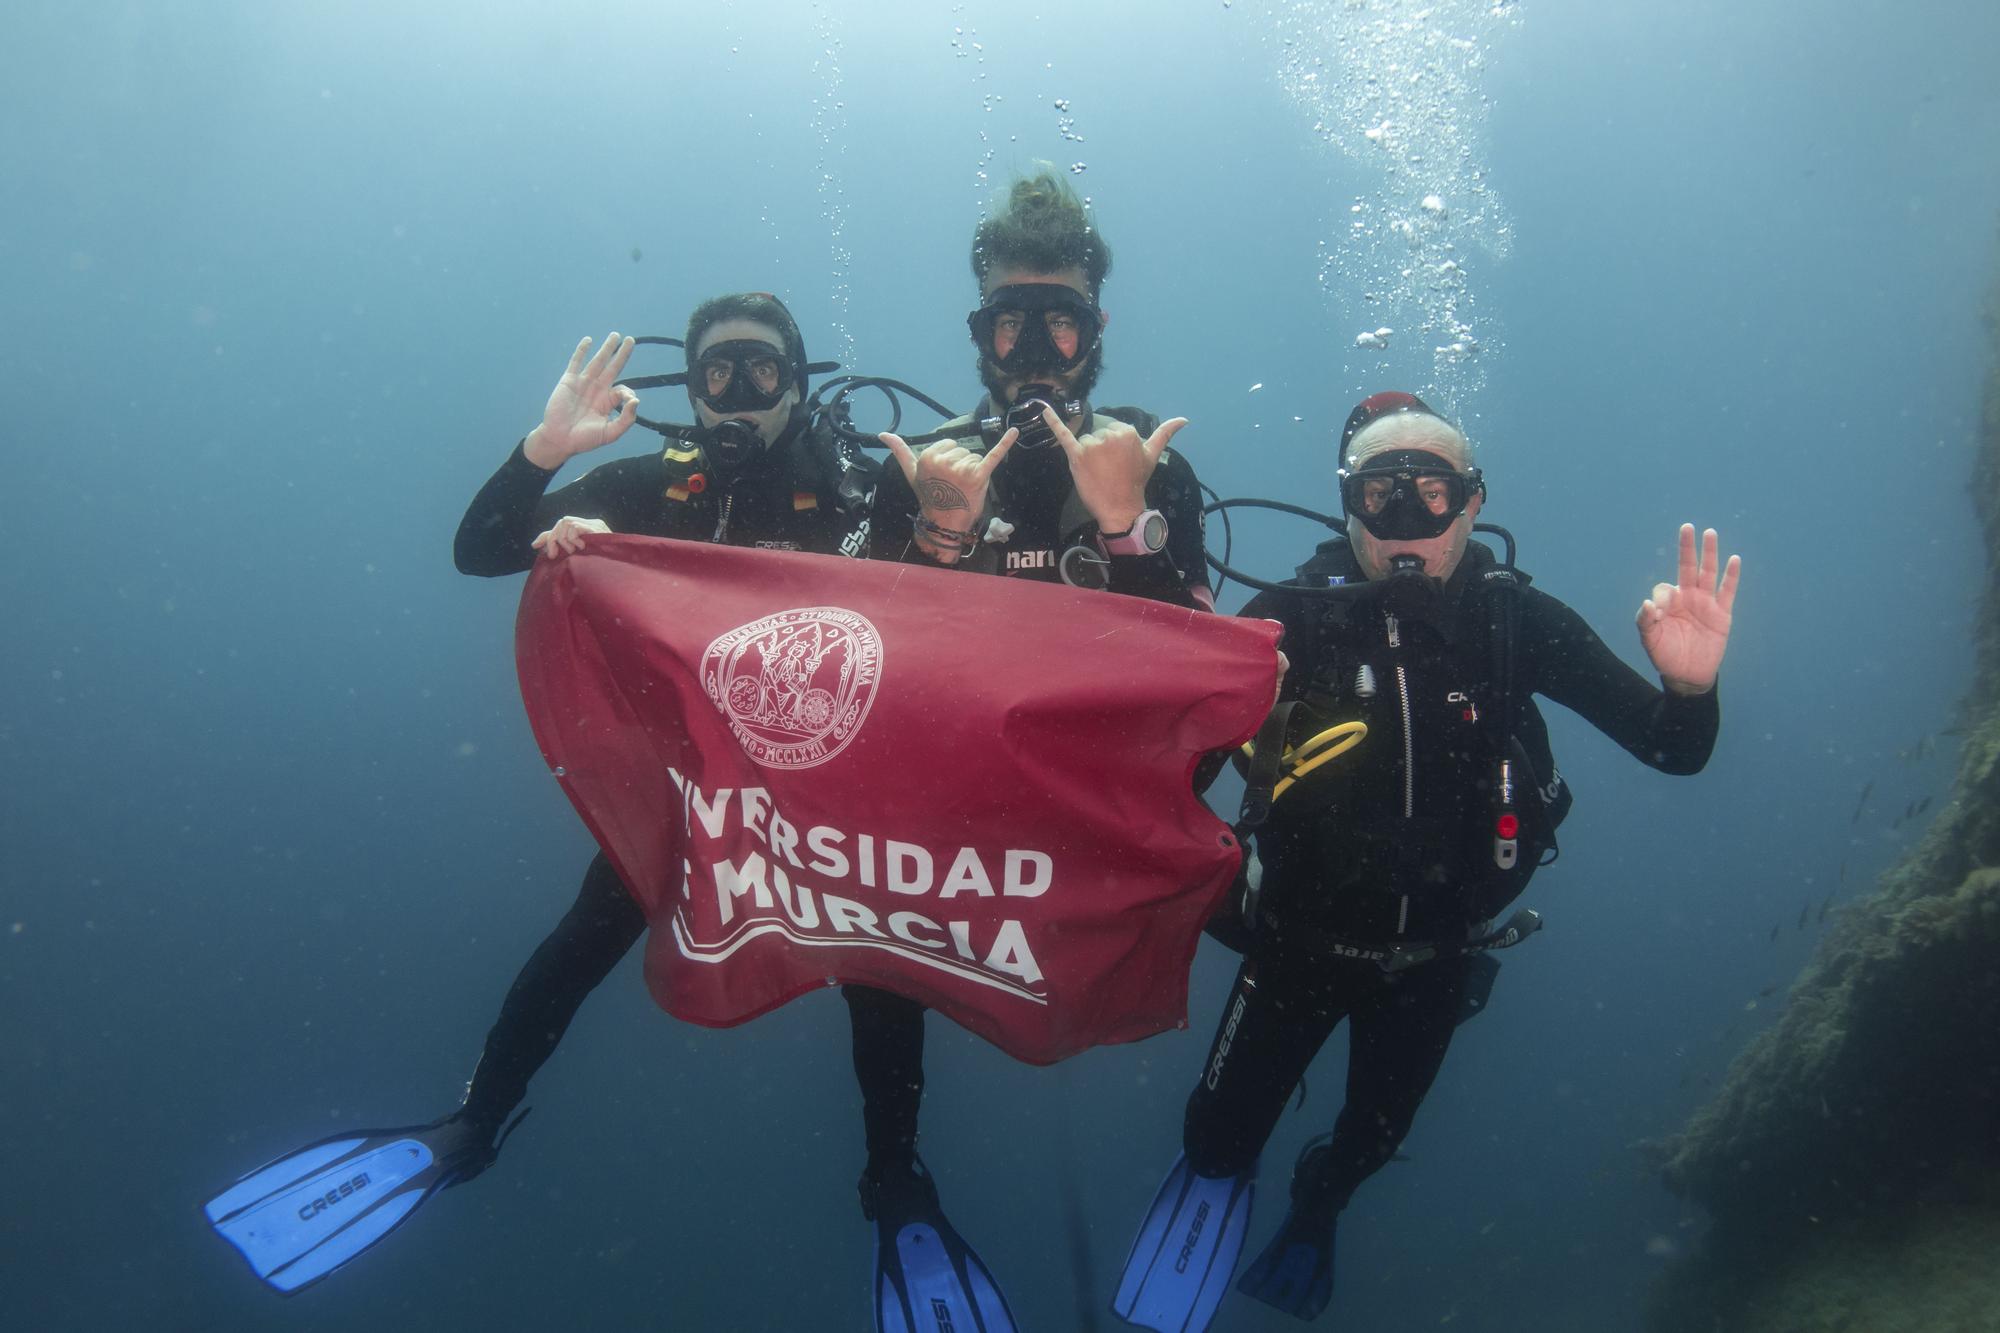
(1290, 538, 1362, 707)
(1473, 559, 1571, 856)
(798, 422, 880, 515)
(1478, 562, 1522, 736)
(1235, 700, 1299, 835)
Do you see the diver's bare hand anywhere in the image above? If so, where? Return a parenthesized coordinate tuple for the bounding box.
(531, 515, 612, 559)
(881, 428, 1019, 564)
(1051, 408, 1186, 536)
(524, 334, 640, 470)
(1637, 524, 1741, 695)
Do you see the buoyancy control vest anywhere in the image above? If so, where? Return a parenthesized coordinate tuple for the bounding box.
(656, 416, 879, 554)
(1249, 536, 1573, 940)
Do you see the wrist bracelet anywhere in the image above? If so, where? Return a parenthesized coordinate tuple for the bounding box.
(912, 513, 978, 555)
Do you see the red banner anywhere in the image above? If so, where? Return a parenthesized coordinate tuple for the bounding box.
(515, 536, 1278, 1064)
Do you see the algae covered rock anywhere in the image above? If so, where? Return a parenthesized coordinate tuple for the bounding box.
(1646, 256, 2000, 1331)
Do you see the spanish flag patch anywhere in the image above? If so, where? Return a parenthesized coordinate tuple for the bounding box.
(793, 492, 818, 511)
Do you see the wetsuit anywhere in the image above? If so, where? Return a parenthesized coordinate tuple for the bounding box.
(857, 401, 1211, 1174)
(451, 421, 876, 1135)
(1184, 536, 1718, 1215)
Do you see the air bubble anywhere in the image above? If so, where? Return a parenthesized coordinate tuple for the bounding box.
(1275, 0, 1517, 406)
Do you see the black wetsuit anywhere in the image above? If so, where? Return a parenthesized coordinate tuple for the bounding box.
(1183, 536, 1718, 1216)
(451, 421, 875, 1134)
(856, 401, 1212, 1173)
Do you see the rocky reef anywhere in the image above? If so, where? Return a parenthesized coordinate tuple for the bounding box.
(1644, 269, 2000, 1330)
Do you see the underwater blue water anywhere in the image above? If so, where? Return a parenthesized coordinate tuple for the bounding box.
(4, 1, 1998, 1328)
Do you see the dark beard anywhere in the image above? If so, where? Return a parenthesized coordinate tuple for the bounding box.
(974, 344, 1104, 415)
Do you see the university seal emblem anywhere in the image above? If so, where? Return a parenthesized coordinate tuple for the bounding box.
(700, 607, 884, 769)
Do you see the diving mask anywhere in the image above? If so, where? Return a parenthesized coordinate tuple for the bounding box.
(967, 283, 1102, 377)
(692, 339, 796, 414)
(1338, 449, 1484, 541)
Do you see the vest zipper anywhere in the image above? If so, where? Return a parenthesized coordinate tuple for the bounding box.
(1388, 611, 1415, 938)
(1387, 614, 1414, 818)
(711, 488, 737, 544)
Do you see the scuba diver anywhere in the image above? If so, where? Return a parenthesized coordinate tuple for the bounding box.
(874, 174, 1209, 607)
(852, 169, 1216, 1333)
(1112, 391, 1741, 1330)
(202, 292, 881, 1297)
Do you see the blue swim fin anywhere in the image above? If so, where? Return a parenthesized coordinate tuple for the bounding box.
(1235, 1209, 1336, 1319)
(202, 1110, 518, 1293)
(867, 1159, 1018, 1333)
(1111, 1153, 1255, 1333)
(1237, 1131, 1340, 1319)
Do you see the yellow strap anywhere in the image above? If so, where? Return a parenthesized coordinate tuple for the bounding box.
(1271, 722, 1368, 801)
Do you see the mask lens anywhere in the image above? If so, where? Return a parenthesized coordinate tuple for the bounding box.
(968, 285, 1100, 373)
(1043, 310, 1082, 359)
(746, 354, 784, 395)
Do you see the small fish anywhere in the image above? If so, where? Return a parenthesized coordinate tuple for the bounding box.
(1851, 781, 1874, 825)
(1819, 891, 1835, 923)
(1916, 795, 1933, 817)
(1797, 902, 1809, 930)
(630, 246, 643, 262)
(1248, 382, 1264, 393)
(1838, 860, 1847, 883)
(1768, 923, 1781, 944)
(1758, 985, 1775, 998)
(1905, 800, 1919, 821)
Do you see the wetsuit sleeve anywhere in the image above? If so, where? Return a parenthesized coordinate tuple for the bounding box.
(1239, 587, 1312, 703)
(1187, 587, 1308, 795)
(1521, 588, 1719, 774)
(454, 444, 675, 577)
(1104, 448, 1209, 608)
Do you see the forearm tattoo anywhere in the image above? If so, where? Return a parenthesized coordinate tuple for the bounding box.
(916, 478, 970, 512)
